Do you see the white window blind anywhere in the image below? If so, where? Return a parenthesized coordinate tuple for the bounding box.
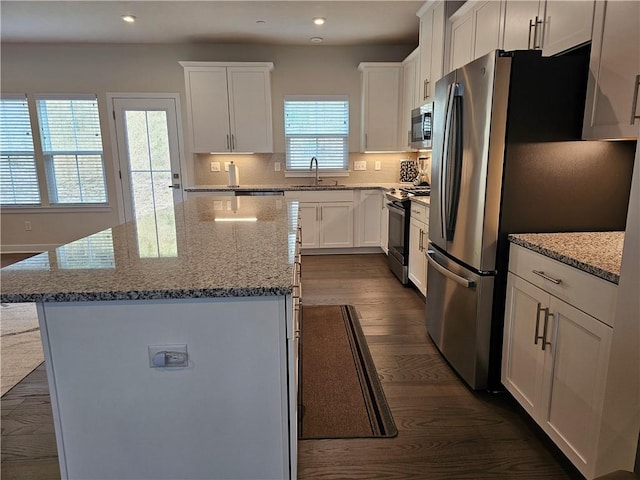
(284, 97, 349, 171)
(36, 96, 107, 204)
(0, 96, 41, 205)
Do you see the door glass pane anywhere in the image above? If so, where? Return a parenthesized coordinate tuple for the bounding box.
(124, 110, 177, 258)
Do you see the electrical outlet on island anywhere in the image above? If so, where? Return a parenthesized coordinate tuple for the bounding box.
(354, 160, 366, 171)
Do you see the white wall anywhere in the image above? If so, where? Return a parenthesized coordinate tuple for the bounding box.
(0, 42, 415, 250)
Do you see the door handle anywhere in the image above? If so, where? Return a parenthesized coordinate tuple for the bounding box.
(535, 303, 547, 345)
(168, 184, 181, 189)
(426, 250, 476, 288)
(528, 18, 535, 49)
(533, 15, 543, 50)
(631, 74, 640, 125)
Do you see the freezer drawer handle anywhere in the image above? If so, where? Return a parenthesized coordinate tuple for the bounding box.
(532, 270, 562, 284)
(426, 250, 476, 288)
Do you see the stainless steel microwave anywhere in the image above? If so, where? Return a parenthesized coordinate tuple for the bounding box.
(410, 102, 433, 150)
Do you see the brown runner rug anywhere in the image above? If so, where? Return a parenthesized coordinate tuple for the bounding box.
(299, 305, 397, 439)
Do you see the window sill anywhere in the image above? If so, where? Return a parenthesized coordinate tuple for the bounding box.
(284, 170, 350, 178)
(1, 204, 112, 214)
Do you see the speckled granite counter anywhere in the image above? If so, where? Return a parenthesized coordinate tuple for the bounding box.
(1, 196, 299, 302)
(185, 183, 400, 193)
(508, 232, 625, 284)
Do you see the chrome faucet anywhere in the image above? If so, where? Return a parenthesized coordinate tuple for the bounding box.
(309, 156, 319, 185)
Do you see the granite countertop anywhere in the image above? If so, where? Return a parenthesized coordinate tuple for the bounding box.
(186, 183, 400, 192)
(508, 232, 625, 284)
(1, 196, 299, 303)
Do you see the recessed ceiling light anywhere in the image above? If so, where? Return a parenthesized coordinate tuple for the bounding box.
(310, 37, 324, 44)
(313, 17, 326, 25)
(122, 15, 136, 23)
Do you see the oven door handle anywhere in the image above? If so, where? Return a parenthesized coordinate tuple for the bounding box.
(386, 202, 406, 216)
(426, 250, 476, 288)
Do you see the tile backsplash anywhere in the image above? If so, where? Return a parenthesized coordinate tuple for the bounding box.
(193, 152, 423, 186)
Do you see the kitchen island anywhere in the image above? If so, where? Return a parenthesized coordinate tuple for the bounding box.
(0, 196, 301, 480)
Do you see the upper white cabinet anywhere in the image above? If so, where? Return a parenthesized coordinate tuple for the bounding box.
(448, 1, 503, 72)
(400, 49, 419, 151)
(583, 0, 640, 140)
(358, 63, 402, 152)
(502, 1, 544, 51)
(180, 62, 274, 154)
(502, 244, 617, 479)
(417, 1, 446, 103)
(502, 1, 595, 55)
(541, 1, 595, 56)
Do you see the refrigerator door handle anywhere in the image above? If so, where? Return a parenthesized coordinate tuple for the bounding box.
(426, 250, 476, 288)
(440, 83, 457, 240)
(440, 82, 463, 242)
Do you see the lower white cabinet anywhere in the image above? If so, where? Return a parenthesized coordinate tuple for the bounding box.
(299, 202, 353, 248)
(407, 201, 429, 296)
(355, 190, 382, 248)
(502, 244, 615, 479)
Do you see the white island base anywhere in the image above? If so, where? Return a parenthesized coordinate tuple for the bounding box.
(38, 295, 296, 480)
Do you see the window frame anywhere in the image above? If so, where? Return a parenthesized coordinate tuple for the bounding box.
(35, 93, 108, 206)
(283, 95, 350, 177)
(0, 94, 42, 206)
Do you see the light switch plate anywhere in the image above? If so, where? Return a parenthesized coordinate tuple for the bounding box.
(375, 161, 381, 171)
(354, 160, 366, 171)
(274, 162, 281, 172)
(224, 162, 230, 172)
(210, 162, 221, 172)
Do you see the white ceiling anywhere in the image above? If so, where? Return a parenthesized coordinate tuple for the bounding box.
(0, 1, 424, 46)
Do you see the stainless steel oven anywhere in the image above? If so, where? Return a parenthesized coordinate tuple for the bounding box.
(386, 197, 410, 284)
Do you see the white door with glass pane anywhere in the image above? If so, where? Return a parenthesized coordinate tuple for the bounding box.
(110, 96, 184, 257)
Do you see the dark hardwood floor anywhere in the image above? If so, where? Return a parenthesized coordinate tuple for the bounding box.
(0, 253, 583, 479)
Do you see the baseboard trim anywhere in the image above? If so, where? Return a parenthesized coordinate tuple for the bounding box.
(1, 244, 59, 254)
(301, 247, 383, 255)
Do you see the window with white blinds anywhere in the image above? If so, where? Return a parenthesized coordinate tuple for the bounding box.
(284, 96, 349, 171)
(0, 96, 41, 205)
(36, 95, 107, 204)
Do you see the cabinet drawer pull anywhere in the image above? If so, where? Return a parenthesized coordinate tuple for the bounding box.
(532, 270, 562, 284)
(226, 134, 230, 150)
(631, 74, 640, 125)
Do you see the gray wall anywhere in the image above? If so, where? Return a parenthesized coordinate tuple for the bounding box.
(1, 42, 415, 250)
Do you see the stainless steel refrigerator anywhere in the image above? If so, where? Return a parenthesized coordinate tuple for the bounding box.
(426, 49, 634, 390)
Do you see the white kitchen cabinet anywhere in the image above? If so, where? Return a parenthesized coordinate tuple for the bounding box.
(417, 1, 446, 103)
(448, 1, 503, 73)
(541, 1, 595, 56)
(502, 1, 595, 55)
(583, 0, 640, 140)
(287, 190, 355, 249)
(502, 1, 544, 51)
(400, 49, 419, 150)
(502, 244, 615, 479)
(355, 190, 383, 248)
(180, 62, 274, 154)
(407, 201, 429, 296)
(358, 63, 402, 152)
(380, 198, 389, 254)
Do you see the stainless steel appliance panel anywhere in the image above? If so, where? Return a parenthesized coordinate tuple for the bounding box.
(386, 200, 409, 284)
(425, 245, 495, 390)
(430, 52, 511, 272)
